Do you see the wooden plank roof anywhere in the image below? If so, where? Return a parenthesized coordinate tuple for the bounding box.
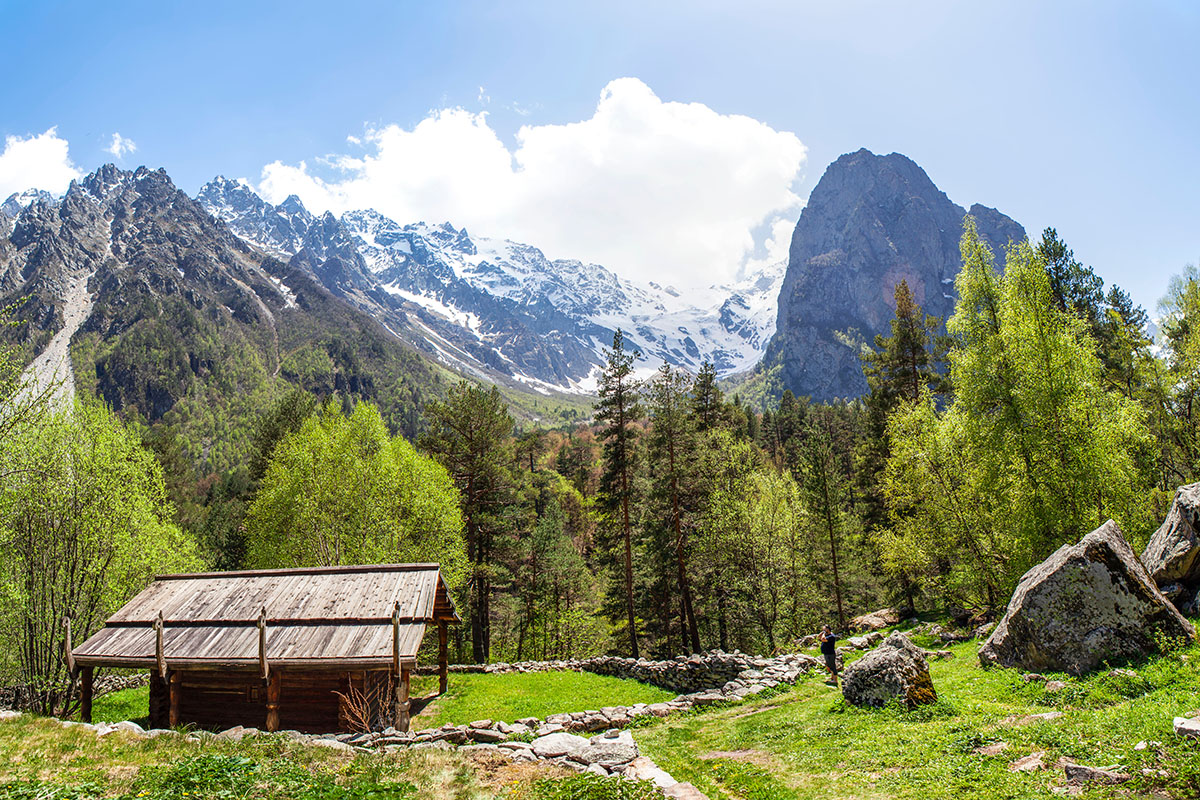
(74, 563, 459, 670)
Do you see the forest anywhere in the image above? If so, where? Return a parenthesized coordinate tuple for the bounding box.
(2, 218, 1199, 716)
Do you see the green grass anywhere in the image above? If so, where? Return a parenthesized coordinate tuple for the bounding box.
(411, 671, 676, 728)
(6, 629, 1200, 798)
(0, 715, 494, 800)
(630, 638, 1200, 800)
(91, 686, 150, 726)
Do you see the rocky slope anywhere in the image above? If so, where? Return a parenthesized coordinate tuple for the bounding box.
(0, 165, 443, 472)
(764, 149, 1026, 401)
(197, 178, 784, 392)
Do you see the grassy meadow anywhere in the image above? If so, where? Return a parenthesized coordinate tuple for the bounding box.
(3, 631, 1200, 799)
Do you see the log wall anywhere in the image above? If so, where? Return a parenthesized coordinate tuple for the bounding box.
(145, 668, 402, 733)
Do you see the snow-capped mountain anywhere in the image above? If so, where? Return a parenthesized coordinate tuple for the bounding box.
(2, 189, 55, 219)
(197, 178, 784, 393)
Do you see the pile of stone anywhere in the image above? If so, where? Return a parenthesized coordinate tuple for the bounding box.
(0, 672, 148, 713)
(422, 649, 798, 696)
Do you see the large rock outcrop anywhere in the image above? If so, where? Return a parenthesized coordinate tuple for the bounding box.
(841, 631, 936, 708)
(764, 149, 1025, 401)
(980, 521, 1195, 676)
(1142, 484, 1200, 605)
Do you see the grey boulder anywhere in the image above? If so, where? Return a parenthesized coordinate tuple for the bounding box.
(1142, 483, 1200, 597)
(980, 520, 1195, 676)
(841, 631, 937, 708)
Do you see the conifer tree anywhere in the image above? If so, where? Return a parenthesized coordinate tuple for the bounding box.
(692, 360, 725, 432)
(596, 329, 643, 657)
(646, 364, 701, 653)
(422, 381, 516, 663)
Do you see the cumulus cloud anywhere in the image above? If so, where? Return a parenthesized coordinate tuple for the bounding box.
(259, 78, 806, 287)
(0, 128, 81, 199)
(106, 132, 137, 159)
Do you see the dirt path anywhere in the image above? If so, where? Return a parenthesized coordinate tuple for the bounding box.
(18, 268, 96, 410)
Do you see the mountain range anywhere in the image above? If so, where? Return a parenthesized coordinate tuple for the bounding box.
(2, 148, 1027, 421)
(196, 177, 784, 393)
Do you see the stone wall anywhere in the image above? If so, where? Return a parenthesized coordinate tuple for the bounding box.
(417, 649, 773, 694)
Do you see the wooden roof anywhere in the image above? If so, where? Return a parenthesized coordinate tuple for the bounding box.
(74, 564, 459, 671)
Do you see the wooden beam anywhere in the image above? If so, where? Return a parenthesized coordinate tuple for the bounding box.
(62, 617, 75, 675)
(391, 601, 401, 678)
(157, 563, 442, 581)
(154, 611, 167, 680)
(257, 606, 269, 681)
(265, 671, 281, 732)
(395, 667, 411, 732)
(438, 619, 448, 695)
(79, 666, 94, 723)
(168, 671, 181, 727)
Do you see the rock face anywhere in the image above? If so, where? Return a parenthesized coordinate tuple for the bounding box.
(841, 631, 937, 708)
(1141, 483, 1200, 606)
(980, 521, 1196, 676)
(764, 149, 1025, 401)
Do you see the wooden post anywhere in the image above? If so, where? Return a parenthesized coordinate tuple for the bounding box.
(168, 671, 181, 727)
(391, 601, 400, 678)
(265, 671, 281, 732)
(63, 617, 75, 675)
(395, 667, 411, 732)
(79, 666, 94, 724)
(257, 606, 270, 681)
(154, 611, 167, 680)
(149, 672, 169, 729)
(438, 619, 448, 695)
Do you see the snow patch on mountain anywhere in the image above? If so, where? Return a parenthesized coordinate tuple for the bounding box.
(197, 178, 784, 393)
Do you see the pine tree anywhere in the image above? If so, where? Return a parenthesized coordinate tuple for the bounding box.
(646, 364, 702, 654)
(692, 361, 725, 432)
(422, 381, 516, 663)
(595, 329, 643, 658)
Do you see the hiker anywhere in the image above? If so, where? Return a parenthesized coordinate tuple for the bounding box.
(819, 624, 839, 686)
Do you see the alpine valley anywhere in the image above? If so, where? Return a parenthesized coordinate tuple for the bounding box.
(0, 148, 1025, 439)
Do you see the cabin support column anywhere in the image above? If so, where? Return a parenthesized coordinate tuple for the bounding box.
(265, 671, 281, 732)
(438, 620, 448, 695)
(79, 666, 94, 724)
(168, 671, 181, 728)
(149, 672, 169, 728)
(395, 667, 411, 732)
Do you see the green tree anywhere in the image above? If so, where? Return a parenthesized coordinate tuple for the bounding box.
(645, 364, 701, 654)
(595, 329, 643, 658)
(0, 401, 201, 715)
(246, 399, 467, 586)
(858, 279, 947, 608)
(882, 219, 1153, 607)
(692, 361, 726, 432)
(422, 381, 516, 663)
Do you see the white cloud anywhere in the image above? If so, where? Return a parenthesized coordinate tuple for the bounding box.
(259, 78, 806, 288)
(106, 132, 137, 159)
(0, 128, 81, 199)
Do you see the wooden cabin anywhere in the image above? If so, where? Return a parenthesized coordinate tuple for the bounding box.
(71, 563, 459, 733)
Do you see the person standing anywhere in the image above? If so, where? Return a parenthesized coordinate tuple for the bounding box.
(819, 624, 839, 687)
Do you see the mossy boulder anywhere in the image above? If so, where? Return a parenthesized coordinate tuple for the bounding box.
(841, 631, 937, 708)
(980, 520, 1195, 676)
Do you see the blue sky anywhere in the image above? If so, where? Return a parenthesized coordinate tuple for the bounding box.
(1, 0, 1196, 308)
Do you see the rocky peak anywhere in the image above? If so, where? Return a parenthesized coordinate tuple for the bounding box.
(765, 149, 1025, 401)
(2, 188, 56, 219)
